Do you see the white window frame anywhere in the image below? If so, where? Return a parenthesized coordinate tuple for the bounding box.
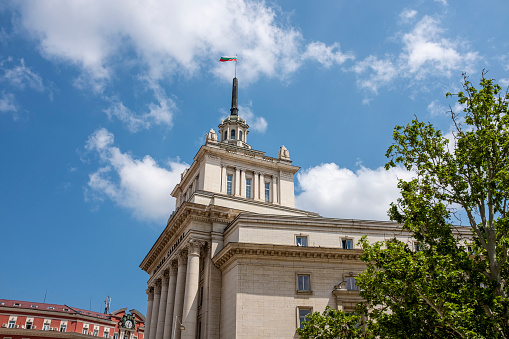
(297, 307, 313, 329)
(43, 323, 50, 331)
(8, 320, 16, 328)
(296, 235, 308, 247)
(60, 324, 67, 332)
(343, 272, 360, 291)
(296, 273, 312, 294)
(226, 174, 233, 195)
(264, 181, 270, 202)
(342, 238, 354, 249)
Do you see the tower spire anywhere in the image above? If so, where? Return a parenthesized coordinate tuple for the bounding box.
(230, 77, 238, 116)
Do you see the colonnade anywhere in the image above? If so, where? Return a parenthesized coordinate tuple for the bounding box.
(145, 240, 205, 339)
(220, 165, 279, 203)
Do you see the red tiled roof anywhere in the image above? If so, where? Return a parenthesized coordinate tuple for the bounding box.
(0, 299, 110, 320)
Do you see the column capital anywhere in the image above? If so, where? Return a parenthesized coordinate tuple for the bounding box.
(154, 279, 162, 293)
(162, 270, 170, 285)
(188, 239, 206, 256)
(178, 250, 188, 266)
(169, 260, 178, 275)
(146, 288, 154, 301)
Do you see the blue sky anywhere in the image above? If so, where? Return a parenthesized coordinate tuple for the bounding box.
(1, 0, 508, 315)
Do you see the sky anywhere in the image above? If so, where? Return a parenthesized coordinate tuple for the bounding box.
(1, 0, 508, 316)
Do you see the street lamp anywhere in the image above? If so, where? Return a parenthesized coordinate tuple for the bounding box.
(171, 316, 185, 339)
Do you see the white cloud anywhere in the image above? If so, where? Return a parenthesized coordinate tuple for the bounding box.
(352, 55, 397, 93)
(428, 100, 465, 117)
(0, 92, 17, 113)
(401, 16, 477, 79)
(353, 15, 478, 94)
(16, 0, 307, 85)
(238, 105, 267, 133)
(104, 81, 175, 132)
(427, 100, 448, 117)
(295, 163, 413, 220)
(499, 78, 509, 87)
(400, 9, 417, 21)
(301, 42, 354, 68)
(85, 128, 188, 223)
(434, 0, 447, 6)
(1, 58, 44, 91)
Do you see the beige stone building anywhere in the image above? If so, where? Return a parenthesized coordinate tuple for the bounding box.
(139, 78, 416, 338)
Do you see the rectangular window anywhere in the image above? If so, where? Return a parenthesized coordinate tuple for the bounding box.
(296, 236, 308, 247)
(83, 328, 89, 335)
(298, 308, 312, 329)
(226, 174, 233, 195)
(8, 320, 16, 328)
(342, 239, 353, 249)
(60, 325, 67, 332)
(297, 274, 310, 291)
(414, 242, 422, 252)
(114, 333, 118, 339)
(43, 324, 50, 331)
(264, 182, 270, 202)
(104, 332, 109, 338)
(25, 322, 33, 329)
(93, 329, 99, 336)
(346, 277, 359, 291)
(245, 178, 252, 198)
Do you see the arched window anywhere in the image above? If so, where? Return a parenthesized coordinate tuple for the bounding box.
(239, 130, 243, 141)
(224, 131, 227, 141)
(231, 129, 236, 140)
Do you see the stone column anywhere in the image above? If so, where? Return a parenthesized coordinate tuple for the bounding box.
(162, 262, 178, 339)
(145, 287, 154, 339)
(149, 280, 162, 339)
(182, 240, 204, 339)
(272, 176, 277, 204)
(240, 169, 246, 197)
(253, 172, 259, 200)
(156, 272, 169, 339)
(235, 168, 241, 196)
(260, 173, 265, 201)
(172, 251, 188, 339)
(220, 166, 226, 193)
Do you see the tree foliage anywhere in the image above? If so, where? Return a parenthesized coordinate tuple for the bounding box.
(297, 307, 370, 339)
(297, 73, 509, 338)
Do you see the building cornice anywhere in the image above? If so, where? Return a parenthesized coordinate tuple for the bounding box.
(139, 203, 237, 273)
(212, 242, 364, 270)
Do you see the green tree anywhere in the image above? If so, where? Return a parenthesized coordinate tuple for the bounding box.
(297, 73, 509, 338)
(297, 307, 371, 339)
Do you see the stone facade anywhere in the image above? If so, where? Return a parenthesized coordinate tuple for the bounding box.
(139, 78, 471, 338)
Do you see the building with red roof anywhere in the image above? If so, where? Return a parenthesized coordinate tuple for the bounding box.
(0, 299, 144, 339)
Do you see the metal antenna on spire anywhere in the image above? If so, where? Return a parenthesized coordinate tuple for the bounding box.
(235, 54, 237, 78)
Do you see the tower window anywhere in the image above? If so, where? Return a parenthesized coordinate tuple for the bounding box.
(246, 178, 252, 198)
(227, 174, 233, 195)
(239, 130, 243, 141)
(224, 131, 227, 141)
(265, 182, 270, 202)
(231, 129, 236, 139)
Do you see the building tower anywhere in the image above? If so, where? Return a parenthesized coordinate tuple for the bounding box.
(140, 78, 422, 338)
